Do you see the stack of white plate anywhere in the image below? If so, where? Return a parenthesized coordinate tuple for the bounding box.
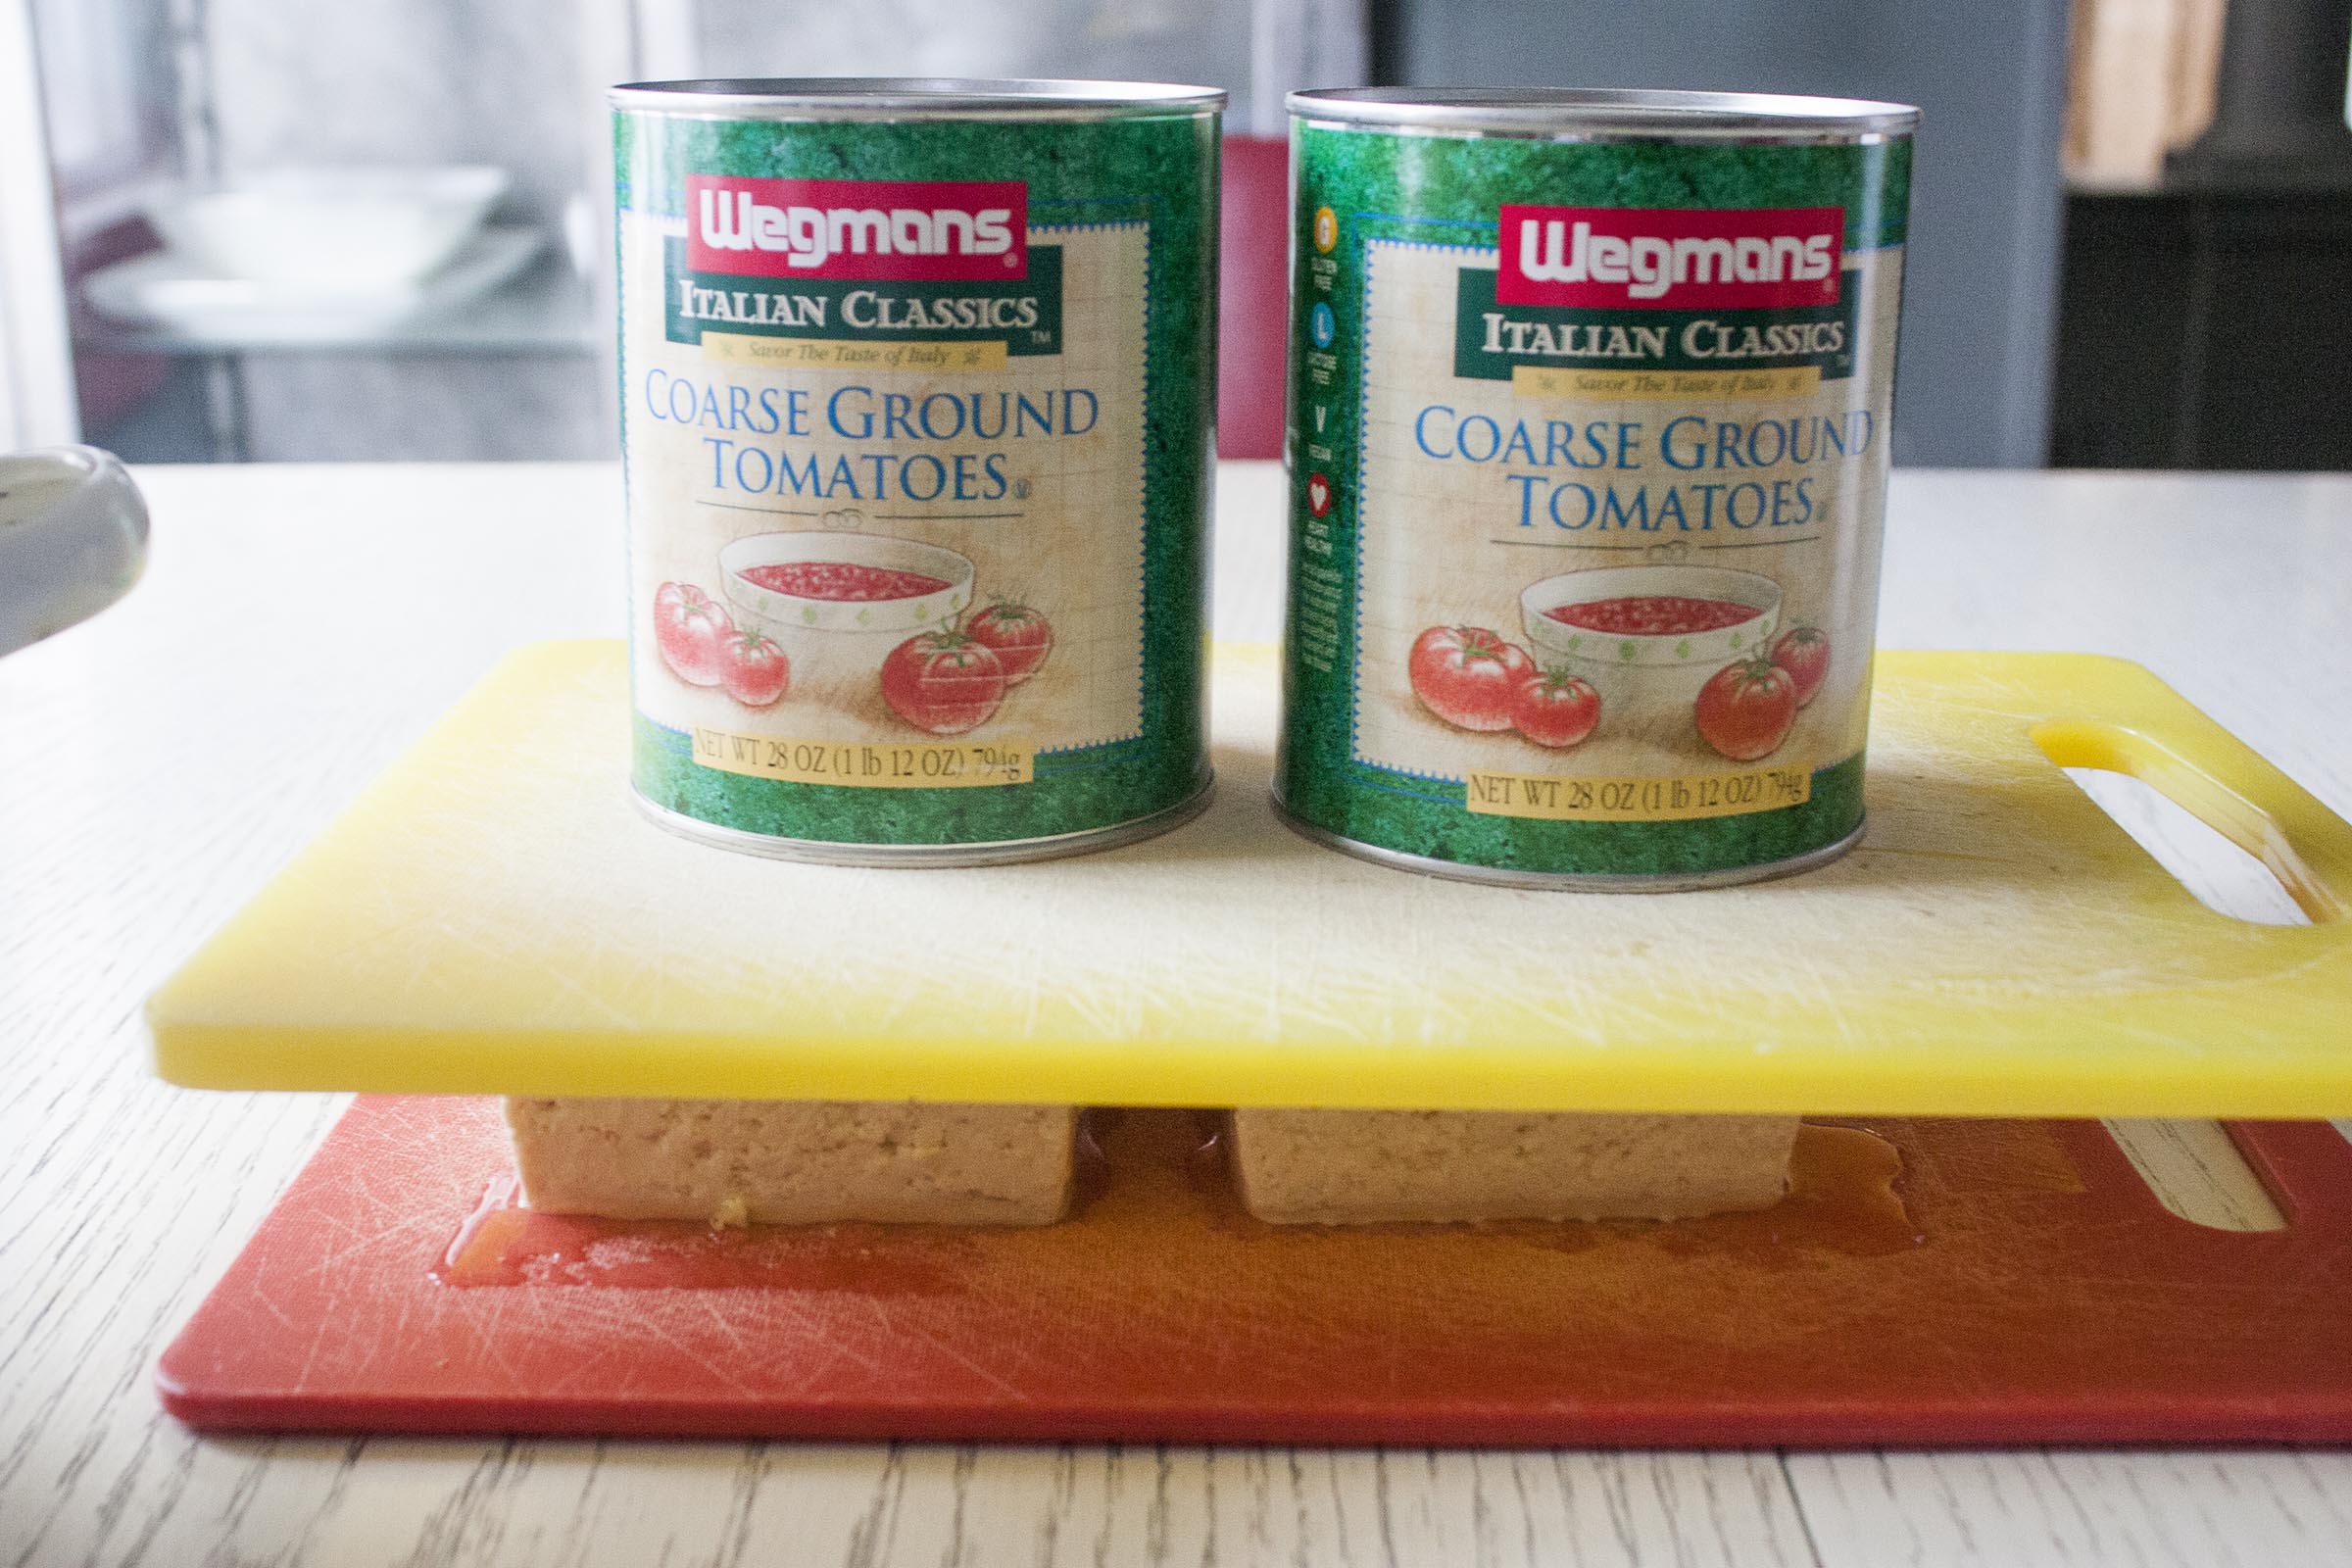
(84, 167, 542, 337)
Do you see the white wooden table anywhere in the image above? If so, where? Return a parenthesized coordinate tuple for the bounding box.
(4, 462, 2349, 1568)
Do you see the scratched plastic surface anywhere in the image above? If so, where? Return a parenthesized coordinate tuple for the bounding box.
(147, 643, 2352, 1117)
(157, 1096, 2352, 1444)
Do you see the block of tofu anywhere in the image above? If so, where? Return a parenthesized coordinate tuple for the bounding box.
(504, 1098, 1077, 1227)
(1229, 1108, 1798, 1224)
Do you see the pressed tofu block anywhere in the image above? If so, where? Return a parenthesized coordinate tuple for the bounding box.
(505, 1099, 1078, 1227)
(1230, 1109, 1799, 1224)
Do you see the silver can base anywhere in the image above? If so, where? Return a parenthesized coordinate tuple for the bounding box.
(633, 776, 1216, 868)
(1272, 796, 1865, 892)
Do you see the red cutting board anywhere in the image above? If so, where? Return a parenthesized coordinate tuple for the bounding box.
(158, 1096, 2352, 1446)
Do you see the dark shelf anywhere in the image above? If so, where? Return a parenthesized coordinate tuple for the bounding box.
(2049, 188, 2352, 469)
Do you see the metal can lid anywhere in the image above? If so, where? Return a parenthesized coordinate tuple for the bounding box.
(1287, 87, 1918, 140)
(610, 77, 1225, 121)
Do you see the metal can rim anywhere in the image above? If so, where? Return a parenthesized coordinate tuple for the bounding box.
(1286, 87, 1918, 141)
(610, 76, 1226, 121)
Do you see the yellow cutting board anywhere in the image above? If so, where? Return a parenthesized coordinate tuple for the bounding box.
(147, 642, 2352, 1118)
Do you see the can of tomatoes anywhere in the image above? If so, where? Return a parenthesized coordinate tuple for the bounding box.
(613, 79, 1221, 864)
(1277, 88, 1918, 889)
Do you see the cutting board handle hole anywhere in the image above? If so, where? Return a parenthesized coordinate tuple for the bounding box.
(2103, 1119, 2291, 1231)
(2049, 762, 2315, 927)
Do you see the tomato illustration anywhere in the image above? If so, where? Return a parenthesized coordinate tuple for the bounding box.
(1770, 625, 1831, 709)
(652, 581, 734, 687)
(1509, 669, 1601, 749)
(1693, 657, 1798, 760)
(964, 602, 1054, 686)
(718, 628, 790, 708)
(1407, 625, 1535, 732)
(882, 631, 1007, 735)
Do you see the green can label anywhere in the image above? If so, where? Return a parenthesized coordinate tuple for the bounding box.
(1280, 118, 1912, 882)
(617, 108, 1215, 853)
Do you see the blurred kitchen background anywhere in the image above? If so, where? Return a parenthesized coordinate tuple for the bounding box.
(2, 0, 2347, 469)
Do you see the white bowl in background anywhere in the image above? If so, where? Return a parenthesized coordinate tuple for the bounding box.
(144, 166, 510, 287)
(84, 226, 544, 335)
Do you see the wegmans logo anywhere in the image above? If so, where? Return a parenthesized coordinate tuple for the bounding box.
(1498, 205, 1843, 310)
(687, 176, 1026, 281)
